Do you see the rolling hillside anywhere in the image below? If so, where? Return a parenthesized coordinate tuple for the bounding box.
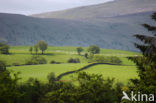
(32, 0, 156, 20)
(0, 0, 156, 51)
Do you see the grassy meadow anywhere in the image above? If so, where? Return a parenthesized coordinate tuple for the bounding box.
(8, 64, 87, 83)
(62, 65, 138, 84)
(0, 46, 139, 83)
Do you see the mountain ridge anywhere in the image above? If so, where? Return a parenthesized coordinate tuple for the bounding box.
(32, 0, 156, 20)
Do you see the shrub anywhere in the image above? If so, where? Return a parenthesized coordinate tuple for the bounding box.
(75, 58, 80, 63)
(0, 60, 6, 73)
(68, 58, 80, 63)
(25, 56, 47, 65)
(45, 72, 122, 103)
(84, 53, 88, 59)
(92, 55, 108, 63)
(0, 71, 21, 103)
(12, 62, 21, 66)
(47, 72, 56, 83)
(88, 53, 94, 61)
(0, 70, 123, 103)
(92, 55, 122, 64)
(110, 56, 122, 64)
(50, 60, 56, 64)
(50, 60, 61, 64)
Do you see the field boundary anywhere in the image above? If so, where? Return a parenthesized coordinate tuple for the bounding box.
(56, 63, 133, 80)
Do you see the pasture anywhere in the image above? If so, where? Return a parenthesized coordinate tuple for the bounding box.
(8, 64, 87, 83)
(1, 46, 138, 66)
(0, 46, 139, 83)
(62, 64, 138, 84)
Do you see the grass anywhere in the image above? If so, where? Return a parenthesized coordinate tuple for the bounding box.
(0, 46, 138, 66)
(0, 53, 88, 66)
(8, 64, 87, 83)
(7, 64, 138, 84)
(62, 64, 138, 84)
(11, 46, 139, 55)
(1, 46, 139, 84)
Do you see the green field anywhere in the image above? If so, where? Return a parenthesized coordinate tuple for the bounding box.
(62, 65, 138, 84)
(1, 46, 139, 83)
(1, 46, 138, 66)
(7, 64, 138, 84)
(8, 64, 87, 83)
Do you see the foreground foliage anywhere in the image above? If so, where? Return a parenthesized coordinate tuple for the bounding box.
(129, 13, 156, 95)
(0, 60, 124, 103)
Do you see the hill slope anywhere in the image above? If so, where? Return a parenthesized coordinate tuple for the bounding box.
(32, 0, 156, 20)
(0, 0, 156, 51)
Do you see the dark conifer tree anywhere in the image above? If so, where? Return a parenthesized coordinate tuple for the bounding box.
(129, 13, 156, 94)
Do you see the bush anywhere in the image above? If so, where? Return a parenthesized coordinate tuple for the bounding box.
(47, 72, 56, 83)
(92, 55, 108, 63)
(0, 60, 6, 73)
(12, 62, 21, 66)
(0, 70, 123, 103)
(110, 56, 122, 64)
(45, 72, 122, 103)
(25, 56, 47, 65)
(0, 71, 21, 103)
(84, 53, 88, 59)
(68, 58, 80, 63)
(50, 60, 61, 64)
(92, 55, 122, 64)
(50, 60, 56, 64)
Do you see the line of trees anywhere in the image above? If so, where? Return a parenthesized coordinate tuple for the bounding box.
(92, 55, 122, 65)
(29, 40, 48, 55)
(76, 45, 100, 56)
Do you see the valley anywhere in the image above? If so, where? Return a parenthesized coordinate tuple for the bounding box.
(1, 46, 139, 84)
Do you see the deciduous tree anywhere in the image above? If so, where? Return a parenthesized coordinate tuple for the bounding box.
(77, 47, 83, 55)
(34, 44, 38, 55)
(37, 40, 48, 54)
(88, 45, 100, 54)
(29, 46, 33, 54)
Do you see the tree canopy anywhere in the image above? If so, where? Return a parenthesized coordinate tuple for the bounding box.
(76, 47, 83, 55)
(88, 45, 100, 54)
(37, 40, 48, 54)
(129, 13, 156, 94)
